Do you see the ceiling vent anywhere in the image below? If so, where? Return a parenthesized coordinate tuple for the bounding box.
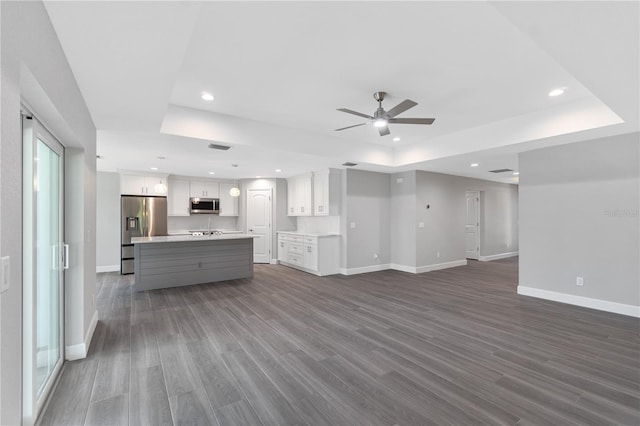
(488, 168, 514, 173)
(342, 162, 358, 167)
(208, 143, 231, 151)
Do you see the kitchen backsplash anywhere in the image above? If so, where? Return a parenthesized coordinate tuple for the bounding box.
(296, 216, 340, 234)
(168, 215, 239, 232)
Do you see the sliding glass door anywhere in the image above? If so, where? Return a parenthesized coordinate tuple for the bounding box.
(23, 113, 65, 423)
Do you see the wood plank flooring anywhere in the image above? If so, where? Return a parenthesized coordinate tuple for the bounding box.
(39, 258, 640, 425)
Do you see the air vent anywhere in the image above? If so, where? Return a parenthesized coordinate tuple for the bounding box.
(342, 162, 358, 167)
(488, 168, 514, 173)
(208, 143, 231, 151)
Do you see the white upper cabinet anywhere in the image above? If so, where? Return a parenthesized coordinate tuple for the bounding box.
(121, 173, 168, 196)
(219, 183, 239, 216)
(168, 179, 190, 216)
(297, 173, 313, 216)
(313, 168, 341, 216)
(190, 181, 219, 198)
(287, 169, 341, 217)
(287, 173, 312, 216)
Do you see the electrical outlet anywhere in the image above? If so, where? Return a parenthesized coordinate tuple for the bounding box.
(418, 222, 425, 228)
(576, 277, 584, 286)
(0, 256, 9, 293)
(436, 251, 441, 259)
(373, 253, 379, 260)
(396, 177, 404, 183)
(350, 222, 356, 229)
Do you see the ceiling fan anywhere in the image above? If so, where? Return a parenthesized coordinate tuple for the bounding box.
(335, 91, 435, 136)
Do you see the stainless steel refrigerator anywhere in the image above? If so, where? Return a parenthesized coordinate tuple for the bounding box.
(121, 195, 167, 274)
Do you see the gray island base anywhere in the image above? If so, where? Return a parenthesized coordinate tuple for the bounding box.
(132, 234, 256, 291)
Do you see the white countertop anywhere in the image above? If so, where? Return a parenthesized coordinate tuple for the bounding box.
(168, 229, 242, 236)
(277, 231, 340, 237)
(132, 233, 257, 244)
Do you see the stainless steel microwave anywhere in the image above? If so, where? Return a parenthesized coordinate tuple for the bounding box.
(190, 197, 220, 214)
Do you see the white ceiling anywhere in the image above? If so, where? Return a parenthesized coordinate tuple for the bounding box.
(44, 1, 639, 184)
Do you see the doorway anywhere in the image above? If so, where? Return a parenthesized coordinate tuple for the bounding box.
(246, 188, 272, 263)
(465, 191, 480, 260)
(22, 113, 66, 423)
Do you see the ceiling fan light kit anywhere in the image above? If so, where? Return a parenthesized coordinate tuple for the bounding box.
(336, 91, 435, 136)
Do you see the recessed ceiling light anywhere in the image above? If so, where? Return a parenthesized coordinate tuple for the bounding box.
(208, 171, 215, 175)
(470, 163, 479, 167)
(275, 169, 282, 173)
(548, 88, 565, 97)
(513, 172, 520, 176)
(201, 92, 214, 101)
(150, 167, 158, 170)
(393, 137, 401, 142)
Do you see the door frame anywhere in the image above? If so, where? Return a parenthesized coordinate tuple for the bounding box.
(22, 110, 66, 424)
(465, 190, 480, 260)
(246, 188, 272, 264)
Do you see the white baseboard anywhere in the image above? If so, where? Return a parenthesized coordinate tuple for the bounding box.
(66, 309, 99, 361)
(340, 264, 391, 276)
(341, 260, 468, 276)
(479, 251, 519, 262)
(390, 260, 467, 274)
(96, 264, 119, 273)
(270, 259, 279, 265)
(415, 259, 467, 273)
(389, 263, 415, 273)
(517, 286, 640, 318)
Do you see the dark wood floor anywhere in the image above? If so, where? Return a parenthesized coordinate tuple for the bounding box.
(39, 258, 640, 425)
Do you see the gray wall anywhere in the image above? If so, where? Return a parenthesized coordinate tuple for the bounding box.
(415, 171, 519, 267)
(345, 169, 391, 269)
(275, 178, 297, 235)
(96, 172, 121, 270)
(388, 170, 519, 270)
(390, 171, 417, 267)
(519, 132, 639, 308)
(1, 2, 97, 423)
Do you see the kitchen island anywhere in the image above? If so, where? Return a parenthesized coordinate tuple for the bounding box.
(131, 234, 256, 291)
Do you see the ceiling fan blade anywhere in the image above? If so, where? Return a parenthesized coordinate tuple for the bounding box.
(378, 126, 390, 136)
(337, 108, 374, 119)
(385, 99, 417, 118)
(388, 117, 435, 125)
(334, 123, 367, 131)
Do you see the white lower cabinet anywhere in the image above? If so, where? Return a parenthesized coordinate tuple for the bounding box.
(303, 241, 318, 270)
(277, 232, 339, 276)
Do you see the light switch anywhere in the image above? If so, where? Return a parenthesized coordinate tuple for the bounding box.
(350, 222, 356, 229)
(1, 256, 9, 293)
(418, 222, 425, 228)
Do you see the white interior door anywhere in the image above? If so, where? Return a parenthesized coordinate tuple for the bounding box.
(22, 113, 65, 424)
(247, 189, 272, 263)
(465, 191, 480, 260)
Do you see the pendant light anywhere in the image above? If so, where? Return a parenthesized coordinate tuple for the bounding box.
(153, 180, 167, 194)
(229, 182, 240, 197)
